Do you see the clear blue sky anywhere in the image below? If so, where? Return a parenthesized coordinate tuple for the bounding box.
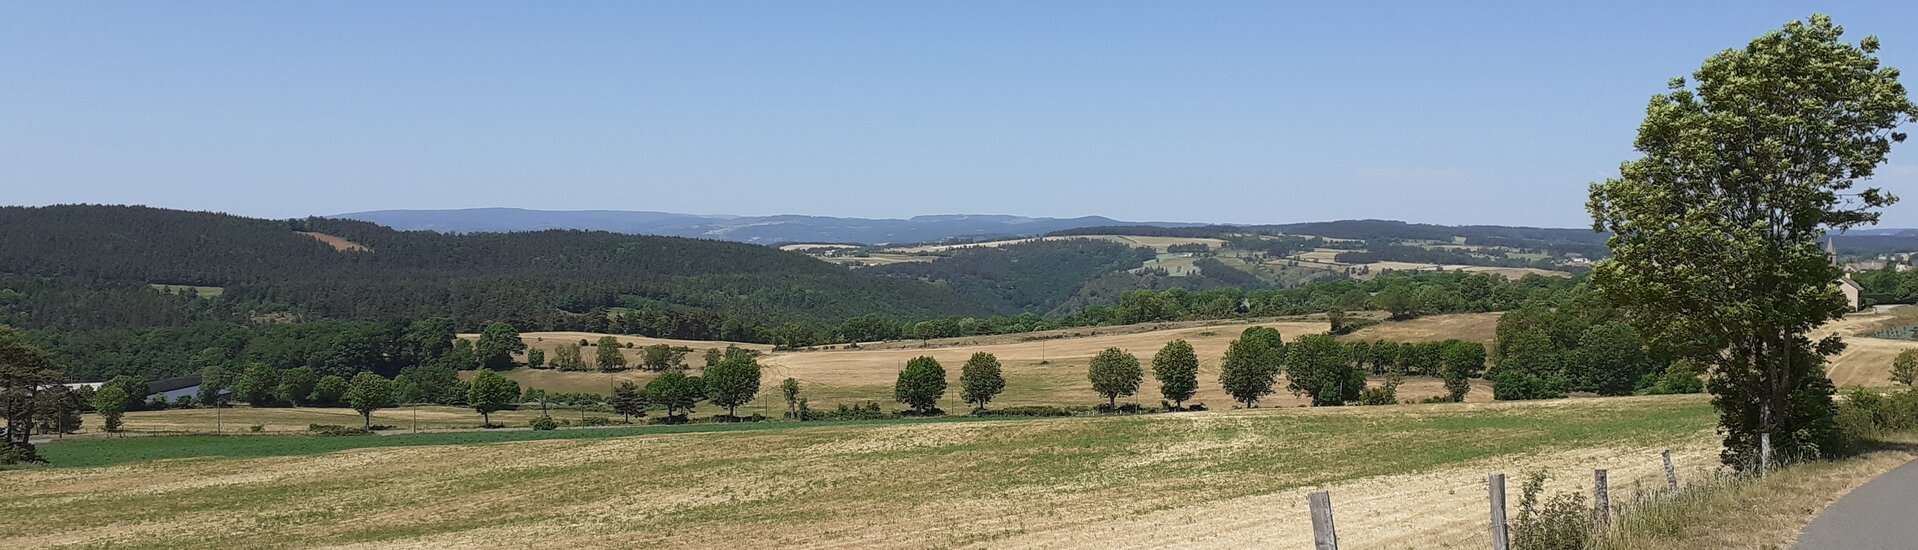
(6, 2, 1918, 227)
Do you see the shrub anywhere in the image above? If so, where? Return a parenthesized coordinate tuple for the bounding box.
(983, 405, 1088, 417)
(248, 424, 265, 433)
(579, 416, 612, 426)
(1511, 471, 1592, 550)
(306, 424, 371, 436)
(529, 416, 559, 431)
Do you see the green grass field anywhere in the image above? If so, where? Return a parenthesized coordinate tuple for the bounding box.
(2, 395, 1719, 549)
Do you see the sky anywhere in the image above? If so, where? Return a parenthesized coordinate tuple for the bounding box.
(6, 2, 1918, 228)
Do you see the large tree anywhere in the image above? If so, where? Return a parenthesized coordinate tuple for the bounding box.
(466, 369, 520, 427)
(3, 326, 65, 462)
(645, 370, 702, 420)
(1219, 328, 1284, 408)
(1152, 340, 1200, 409)
(594, 336, 627, 371)
(610, 381, 648, 422)
(703, 355, 762, 418)
(894, 356, 947, 414)
(475, 322, 526, 370)
(1088, 347, 1143, 410)
(1588, 15, 1915, 471)
(343, 372, 394, 429)
(1285, 334, 1360, 406)
(959, 352, 1005, 411)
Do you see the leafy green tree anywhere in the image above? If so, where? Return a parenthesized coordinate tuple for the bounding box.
(525, 348, 546, 369)
(466, 369, 520, 426)
(101, 375, 149, 412)
(703, 355, 762, 418)
(894, 356, 947, 414)
(1644, 360, 1707, 395)
(704, 347, 724, 368)
(475, 322, 527, 370)
(1286, 334, 1360, 406)
(1490, 330, 1568, 401)
(1894, 349, 1918, 387)
(1567, 322, 1650, 396)
(233, 362, 279, 406)
(1088, 347, 1144, 410)
(958, 352, 1005, 411)
(781, 377, 801, 420)
(645, 370, 702, 419)
(610, 381, 647, 422)
(1152, 340, 1200, 408)
(92, 386, 128, 433)
(594, 336, 627, 371)
(1587, 15, 1913, 470)
(1439, 341, 1487, 402)
(550, 342, 585, 371)
(1219, 329, 1284, 408)
(197, 364, 233, 408)
(312, 375, 348, 406)
(641, 344, 686, 371)
(402, 317, 457, 364)
(443, 339, 481, 370)
(343, 372, 393, 429)
(1374, 283, 1417, 319)
(276, 366, 319, 406)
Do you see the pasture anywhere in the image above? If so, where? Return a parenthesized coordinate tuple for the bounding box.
(2, 395, 1718, 549)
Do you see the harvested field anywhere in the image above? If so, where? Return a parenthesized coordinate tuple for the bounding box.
(0, 396, 1718, 549)
(1818, 309, 1918, 388)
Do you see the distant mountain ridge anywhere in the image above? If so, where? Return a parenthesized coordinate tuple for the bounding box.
(332, 208, 1201, 245)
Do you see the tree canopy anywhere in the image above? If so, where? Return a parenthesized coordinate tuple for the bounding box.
(1588, 14, 1915, 470)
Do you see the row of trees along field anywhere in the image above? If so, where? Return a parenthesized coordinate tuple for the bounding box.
(806, 270, 1580, 347)
(12, 266, 1578, 383)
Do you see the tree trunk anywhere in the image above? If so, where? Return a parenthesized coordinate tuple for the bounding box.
(362, 412, 371, 430)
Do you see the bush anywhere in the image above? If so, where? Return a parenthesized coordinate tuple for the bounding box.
(579, 416, 612, 426)
(1093, 402, 1145, 414)
(306, 424, 371, 436)
(1512, 471, 1592, 550)
(1836, 388, 1918, 444)
(529, 416, 558, 431)
(249, 424, 265, 433)
(0, 444, 44, 465)
(985, 405, 1090, 417)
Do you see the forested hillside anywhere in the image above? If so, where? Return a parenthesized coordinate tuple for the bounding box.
(0, 205, 994, 354)
(865, 240, 1159, 314)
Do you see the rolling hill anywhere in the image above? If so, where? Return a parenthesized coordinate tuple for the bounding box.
(0, 205, 993, 334)
(333, 207, 1200, 245)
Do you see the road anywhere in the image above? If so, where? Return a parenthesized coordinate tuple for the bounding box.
(1794, 458, 1918, 549)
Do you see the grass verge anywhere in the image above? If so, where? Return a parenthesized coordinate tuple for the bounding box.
(1594, 434, 1918, 549)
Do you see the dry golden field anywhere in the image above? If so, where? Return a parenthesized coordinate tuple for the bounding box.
(1, 396, 1719, 549)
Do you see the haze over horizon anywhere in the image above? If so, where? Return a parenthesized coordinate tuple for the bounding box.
(7, 2, 1918, 227)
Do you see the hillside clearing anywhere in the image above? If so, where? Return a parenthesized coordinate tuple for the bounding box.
(294, 231, 370, 252)
(1, 396, 1717, 549)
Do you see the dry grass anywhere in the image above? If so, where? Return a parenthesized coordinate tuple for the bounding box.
(1594, 436, 1918, 549)
(0, 396, 1717, 549)
(295, 231, 370, 252)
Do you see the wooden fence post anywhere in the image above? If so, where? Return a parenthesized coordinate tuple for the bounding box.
(1308, 490, 1339, 550)
(1489, 473, 1510, 550)
(1661, 450, 1678, 491)
(1593, 469, 1610, 532)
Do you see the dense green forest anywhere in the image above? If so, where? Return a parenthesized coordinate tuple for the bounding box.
(0, 205, 989, 332)
(865, 240, 1158, 314)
